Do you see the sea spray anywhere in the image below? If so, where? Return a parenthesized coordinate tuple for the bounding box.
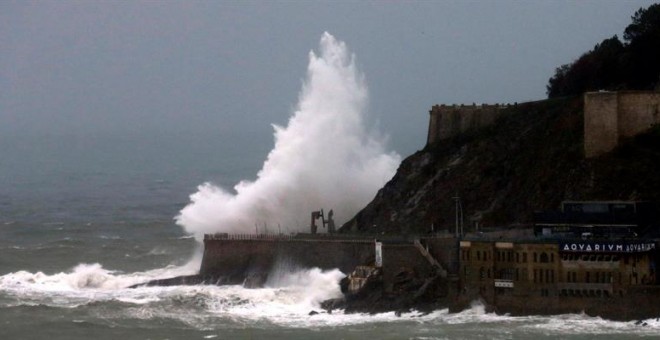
(176, 32, 401, 237)
(265, 258, 346, 310)
(0, 261, 200, 294)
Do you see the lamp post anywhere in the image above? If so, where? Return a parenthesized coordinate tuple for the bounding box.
(453, 195, 464, 237)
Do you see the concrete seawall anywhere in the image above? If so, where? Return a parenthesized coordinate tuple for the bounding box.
(200, 234, 459, 288)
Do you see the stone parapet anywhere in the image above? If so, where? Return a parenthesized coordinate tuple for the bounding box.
(427, 104, 510, 145)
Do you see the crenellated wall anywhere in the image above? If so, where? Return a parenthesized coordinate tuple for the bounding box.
(584, 91, 660, 158)
(426, 104, 510, 145)
(427, 92, 660, 158)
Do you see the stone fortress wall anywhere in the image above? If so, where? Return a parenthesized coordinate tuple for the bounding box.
(426, 103, 510, 145)
(584, 91, 660, 158)
(427, 91, 660, 158)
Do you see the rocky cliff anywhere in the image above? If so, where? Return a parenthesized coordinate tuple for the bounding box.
(341, 96, 660, 235)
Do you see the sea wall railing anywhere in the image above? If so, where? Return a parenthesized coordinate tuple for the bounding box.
(203, 231, 457, 244)
(203, 233, 374, 243)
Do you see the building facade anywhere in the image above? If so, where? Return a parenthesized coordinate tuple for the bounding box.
(457, 201, 660, 319)
(459, 238, 659, 318)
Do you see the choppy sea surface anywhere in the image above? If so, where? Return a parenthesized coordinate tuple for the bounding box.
(1, 133, 659, 339)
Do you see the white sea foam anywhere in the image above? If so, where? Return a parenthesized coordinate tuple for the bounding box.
(98, 234, 121, 240)
(2, 263, 660, 335)
(175, 32, 400, 238)
(0, 249, 202, 297)
(0, 263, 351, 325)
(520, 312, 660, 335)
(0, 263, 191, 295)
(147, 247, 170, 256)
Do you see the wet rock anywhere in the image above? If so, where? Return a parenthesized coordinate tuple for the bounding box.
(242, 273, 267, 288)
(129, 275, 207, 288)
(321, 298, 346, 313)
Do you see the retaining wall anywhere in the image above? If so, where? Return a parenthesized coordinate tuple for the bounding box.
(199, 234, 459, 290)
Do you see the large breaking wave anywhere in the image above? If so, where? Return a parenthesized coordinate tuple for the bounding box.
(175, 32, 400, 237)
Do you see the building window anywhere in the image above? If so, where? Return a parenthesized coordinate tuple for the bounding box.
(516, 252, 520, 263)
(498, 268, 514, 280)
(540, 252, 549, 263)
(586, 272, 590, 283)
(523, 253, 527, 263)
(534, 252, 538, 263)
(551, 253, 554, 263)
(477, 251, 481, 261)
(479, 267, 485, 280)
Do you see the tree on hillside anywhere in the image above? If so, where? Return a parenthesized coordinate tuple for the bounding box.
(546, 4, 660, 98)
(546, 36, 625, 97)
(623, 4, 660, 89)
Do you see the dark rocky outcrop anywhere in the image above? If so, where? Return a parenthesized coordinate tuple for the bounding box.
(341, 97, 660, 235)
(322, 270, 451, 315)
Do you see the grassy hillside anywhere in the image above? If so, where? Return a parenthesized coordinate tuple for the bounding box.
(341, 96, 660, 235)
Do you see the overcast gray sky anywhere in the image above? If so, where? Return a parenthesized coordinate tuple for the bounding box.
(1, 1, 656, 156)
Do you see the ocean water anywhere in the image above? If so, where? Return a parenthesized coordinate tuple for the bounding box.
(2, 133, 660, 340)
